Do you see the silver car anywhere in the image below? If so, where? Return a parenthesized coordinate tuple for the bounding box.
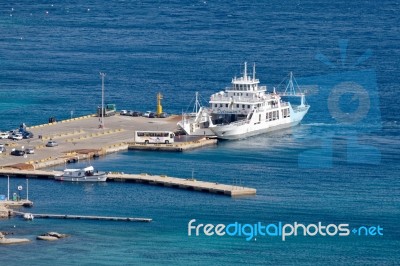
(25, 147, 35, 154)
(46, 140, 58, 147)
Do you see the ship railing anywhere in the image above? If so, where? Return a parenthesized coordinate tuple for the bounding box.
(212, 109, 249, 115)
(210, 96, 273, 103)
(217, 119, 249, 127)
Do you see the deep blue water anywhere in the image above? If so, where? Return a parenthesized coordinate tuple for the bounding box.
(0, 1, 399, 265)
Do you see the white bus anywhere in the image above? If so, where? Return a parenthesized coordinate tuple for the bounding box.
(134, 131, 175, 144)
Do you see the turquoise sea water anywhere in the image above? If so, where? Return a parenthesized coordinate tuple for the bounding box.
(1, 1, 399, 265)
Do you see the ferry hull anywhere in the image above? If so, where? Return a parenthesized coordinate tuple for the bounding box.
(210, 107, 309, 140)
(210, 121, 299, 140)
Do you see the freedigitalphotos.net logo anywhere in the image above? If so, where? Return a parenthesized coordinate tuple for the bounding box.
(298, 39, 381, 167)
(188, 219, 383, 241)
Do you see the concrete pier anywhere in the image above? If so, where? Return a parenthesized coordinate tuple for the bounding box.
(0, 169, 256, 197)
(107, 173, 256, 197)
(12, 210, 152, 222)
(2, 200, 33, 208)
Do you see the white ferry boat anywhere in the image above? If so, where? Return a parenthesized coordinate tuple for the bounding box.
(55, 166, 107, 182)
(178, 62, 310, 140)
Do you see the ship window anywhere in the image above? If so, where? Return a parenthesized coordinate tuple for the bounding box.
(220, 104, 223, 107)
(215, 104, 217, 108)
(236, 104, 239, 108)
(246, 93, 248, 96)
(225, 104, 228, 108)
(247, 105, 250, 109)
(242, 105, 245, 109)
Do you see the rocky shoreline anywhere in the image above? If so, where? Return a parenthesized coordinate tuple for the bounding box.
(0, 232, 30, 245)
(0, 205, 11, 218)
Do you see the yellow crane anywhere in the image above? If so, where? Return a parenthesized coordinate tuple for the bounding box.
(156, 92, 163, 116)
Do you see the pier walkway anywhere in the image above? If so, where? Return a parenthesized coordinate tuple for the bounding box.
(108, 173, 256, 197)
(12, 211, 152, 222)
(0, 169, 256, 197)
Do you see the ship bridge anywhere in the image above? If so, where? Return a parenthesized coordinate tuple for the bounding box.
(228, 62, 266, 93)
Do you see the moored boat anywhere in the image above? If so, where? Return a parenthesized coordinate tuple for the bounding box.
(55, 166, 107, 182)
(178, 62, 310, 140)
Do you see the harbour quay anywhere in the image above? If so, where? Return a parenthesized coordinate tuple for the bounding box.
(0, 114, 217, 170)
(0, 114, 256, 197)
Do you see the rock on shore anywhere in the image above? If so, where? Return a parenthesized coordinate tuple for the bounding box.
(37, 232, 69, 241)
(0, 232, 30, 245)
(0, 205, 10, 218)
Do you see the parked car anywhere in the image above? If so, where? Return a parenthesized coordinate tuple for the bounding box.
(143, 111, 152, 117)
(127, 110, 133, 116)
(22, 131, 34, 139)
(120, 110, 128, 115)
(46, 140, 58, 147)
(11, 133, 23, 140)
(25, 147, 35, 154)
(0, 132, 9, 139)
(132, 111, 141, 117)
(148, 112, 156, 118)
(158, 112, 169, 118)
(11, 149, 25, 156)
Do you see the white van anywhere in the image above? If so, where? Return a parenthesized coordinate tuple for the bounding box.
(0, 132, 9, 139)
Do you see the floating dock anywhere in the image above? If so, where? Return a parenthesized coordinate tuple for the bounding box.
(0, 169, 256, 197)
(12, 211, 152, 222)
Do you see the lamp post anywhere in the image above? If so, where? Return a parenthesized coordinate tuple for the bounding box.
(7, 175, 10, 201)
(100, 72, 106, 129)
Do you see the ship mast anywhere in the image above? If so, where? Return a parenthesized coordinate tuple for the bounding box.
(252, 63, 256, 81)
(244, 62, 247, 81)
(100, 72, 106, 129)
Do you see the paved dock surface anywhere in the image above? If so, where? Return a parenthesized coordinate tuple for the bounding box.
(1, 200, 33, 207)
(0, 114, 215, 169)
(108, 173, 256, 197)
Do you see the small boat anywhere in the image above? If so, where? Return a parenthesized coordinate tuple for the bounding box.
(54, 166, 107, 182)
(23, 213, 34, 220)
